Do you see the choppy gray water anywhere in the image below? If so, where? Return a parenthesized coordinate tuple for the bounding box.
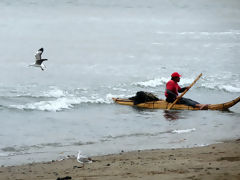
(0, 0, 240, 166)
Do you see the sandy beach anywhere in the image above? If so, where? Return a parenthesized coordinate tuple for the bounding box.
(0, 139, 240, 180)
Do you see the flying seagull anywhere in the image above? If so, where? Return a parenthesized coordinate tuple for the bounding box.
(29, 48, 48, 71)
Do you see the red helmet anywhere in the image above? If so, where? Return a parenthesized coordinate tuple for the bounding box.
(171, 72, 181, 78)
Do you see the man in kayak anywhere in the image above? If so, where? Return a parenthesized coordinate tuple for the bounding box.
(165, 72, 208, 110)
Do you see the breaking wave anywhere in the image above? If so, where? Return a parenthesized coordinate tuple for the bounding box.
(134, 77, 196, 88)
(201, 83, 240, 93)
(133, 76, 240, 93)
(9, 94, 117, 112)
(2, 72, 240, 113)
(41, 88, 67, 98)
(133, 77, 169, 87)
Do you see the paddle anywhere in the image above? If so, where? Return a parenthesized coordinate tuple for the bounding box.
(167, 73, 203, 110)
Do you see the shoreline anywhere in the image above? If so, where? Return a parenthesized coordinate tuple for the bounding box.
(0, 140, 240, 180)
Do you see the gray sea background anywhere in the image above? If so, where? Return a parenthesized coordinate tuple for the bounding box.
(0, 0, 240, 166)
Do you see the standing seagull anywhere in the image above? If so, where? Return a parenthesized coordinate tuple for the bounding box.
(77, 151, 92, 168)
(29, 48, 48, 71)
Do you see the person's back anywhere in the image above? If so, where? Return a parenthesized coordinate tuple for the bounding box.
(165, 72, 186, 103)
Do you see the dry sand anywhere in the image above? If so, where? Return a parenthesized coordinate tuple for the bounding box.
(0, 140, 240, 180)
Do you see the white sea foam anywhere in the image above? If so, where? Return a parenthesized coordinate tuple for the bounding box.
(10, 98, 76, 111)
(43, 87, 66, 98)
(133, 77, 194, 87)
(201, 83, 240, 93)
(133, 75, 240, 93)
(172, 128, 196, 134)
(112, 87, 127, 92)
(156, 31, 240, 36)
(197, 144, 209, 147)
(133, 77, 169, 87)
(9, 87, 68, 98)
(9, 94, 121, 112)
(178, 78, 196, 86)
(218, 85, 240, 93)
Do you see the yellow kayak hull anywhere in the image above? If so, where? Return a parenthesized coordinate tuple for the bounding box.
(112, 96, 240, 111)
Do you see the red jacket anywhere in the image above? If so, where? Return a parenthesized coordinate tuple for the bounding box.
(165, 80, 182, 97)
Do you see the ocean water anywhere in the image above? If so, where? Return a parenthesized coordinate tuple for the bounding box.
(0, 0, 240, 166)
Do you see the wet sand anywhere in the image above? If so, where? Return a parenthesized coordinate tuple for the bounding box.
(0, 140, 240, 180)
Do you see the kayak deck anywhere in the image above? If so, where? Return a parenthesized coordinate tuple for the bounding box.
(112, 96, 240, 111)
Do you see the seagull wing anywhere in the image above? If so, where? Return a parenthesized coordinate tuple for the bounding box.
(35, 49, 43, 61)
(77, 151, 92, 163)
(36, 59, 47, 65)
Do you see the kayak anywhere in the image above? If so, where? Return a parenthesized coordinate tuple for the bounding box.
(112, 96, 240, 111)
